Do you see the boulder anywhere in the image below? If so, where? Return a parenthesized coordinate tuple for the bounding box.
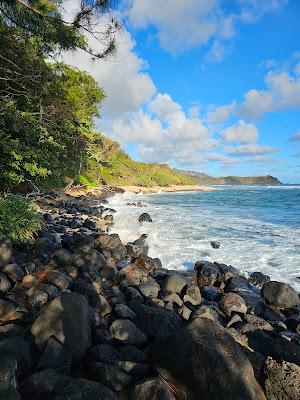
(47, 271, 72, 291)
(263, 357, 300, 400)
(31, 293, 91, 365)
(0, 271, 11, 292)
(225, 276, 254, 293)
(0, 299, 17, 323)
(219, 293, 248, 316)
(114, 304, 136, 320)
(132, 377, 177, 400)
(110, 319, 147, 345)
(130, 301, 182, 341)
(183, 285, 201, 305)
(0, 337, 30, 398)
(261, 281, 300, 308)
(20, 369, 117, 400)
(249, 272, 270, 287)
(37, 337, 72, 374)
(138, 213, 152, 223)
(0, 236, 12, 266)
(2, 263, 24, 282)
(149, 318, 265, 400)
(195, 261, 219, 286)
(161, 273, 187, 293)
(286, 316, 300, 334)
(210, 241, 220, 249)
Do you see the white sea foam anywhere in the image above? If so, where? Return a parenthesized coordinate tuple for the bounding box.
(107, 190, 300, 291)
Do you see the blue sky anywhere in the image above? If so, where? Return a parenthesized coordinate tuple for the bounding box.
(64, 0, 300, 183)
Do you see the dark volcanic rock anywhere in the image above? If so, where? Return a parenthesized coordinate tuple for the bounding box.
(0, 337, 30, 398)
(110, 319, 147, 345)
(286, 316, 300, 334)
(132, 377, 176, 400)
(20, 369, 117, 400)
(2, 263, 24, 282)
(254, 301, 286, 322)
(195, 261, 219, 286)
(249, 272, 270, 287)
(130, 301, 182, 341)
(263, 357, 300, 400)
(160, 273, 188, 293)
(138, 213, 152, 223)
(0, 299, 17, 323)
(210, 241, 220, 249)
(225, 276, 254, 293)
(219, 292, 248, 316)
(37, 337, 72, 374)
(261, 281, 300, 308)
(149, 318, 265, 400)
(0, 271, 11, 292)
(31, 293, 91, 365)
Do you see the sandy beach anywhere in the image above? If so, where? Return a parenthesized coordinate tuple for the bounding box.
(120, 184, 215, 194)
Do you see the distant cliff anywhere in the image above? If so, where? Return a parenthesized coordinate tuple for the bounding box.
(176, 170, 282, 185)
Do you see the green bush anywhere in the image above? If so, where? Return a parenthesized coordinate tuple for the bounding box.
(0, 194, 42, 243)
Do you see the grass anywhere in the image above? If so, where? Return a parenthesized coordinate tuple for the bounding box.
(0, 194, 42, 243)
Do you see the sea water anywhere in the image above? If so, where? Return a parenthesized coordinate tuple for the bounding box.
(107, 186, 300, 291)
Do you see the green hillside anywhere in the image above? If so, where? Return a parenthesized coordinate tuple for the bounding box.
(177, 170, 282, 185)
(76, 134, 197, 188)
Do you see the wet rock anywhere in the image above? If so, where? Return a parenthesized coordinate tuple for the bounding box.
(2, 263, 24, 282)
(201, 285, 221, 301)
(0, 236, 12, 266)
(286, 316, 300, 334)
(183, 285, 201, 305)
(220, 293, 248, 316)
(195, 261, 219, 286)
(0, 337, 30, 398)
(0, 299, 17, 323)
(263, 357, 300, 400)
(249, 272, 270, 287)
(47, 271, 72, 290)
(31, 293, 91, 365)
(37, 337, 72, 374)
(110, 319, 147, 345)
(114, 304, 136, 320)
(130, 301, 182, 341)
(210, 241, 220, 249)
(0, 271, 11, 292)
(261, 281, 300, 308)
(161, 273, 187, 293)
(138, 213, 152, 223)
(132, 377, 177, 400)
(225, 276, 254, 293)
(217, 263, 239, 283)
(133, 255, 160, 274)
(149, 318, 265, 400)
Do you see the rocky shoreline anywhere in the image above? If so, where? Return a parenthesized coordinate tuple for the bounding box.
(0, 190, 300, 400)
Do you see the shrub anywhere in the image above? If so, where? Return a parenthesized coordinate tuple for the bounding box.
(0, 194, 42, 243)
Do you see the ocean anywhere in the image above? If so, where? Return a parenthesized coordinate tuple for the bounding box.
(107, 185, 300, 291)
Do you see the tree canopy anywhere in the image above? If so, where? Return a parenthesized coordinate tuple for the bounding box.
(0, 0, 118, 190)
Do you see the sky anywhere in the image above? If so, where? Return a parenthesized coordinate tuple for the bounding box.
(63, 0, 300, 183)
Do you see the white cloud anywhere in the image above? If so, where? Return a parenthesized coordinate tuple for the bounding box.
(207, 104, 233, 122)
(125, 0, 287, 60)
(225, 144, 278, 156)
(62, 1, 156, 119)
(238, 65, 300, 119)
(222, 120, 258, 143)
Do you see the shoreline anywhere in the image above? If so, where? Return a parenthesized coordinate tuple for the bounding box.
(119, 184, 215, 194)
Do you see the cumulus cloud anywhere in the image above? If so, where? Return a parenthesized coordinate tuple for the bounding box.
(221, 120, 258, 143)
(238, 64, 300, 119)
(225, 144, 278, 156)
(125, 0, 287, 60)
(207, 104, 233, 122)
